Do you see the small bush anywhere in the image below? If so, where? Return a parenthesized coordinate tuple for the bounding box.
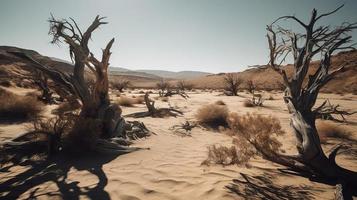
(215, 100, 226, 105)
(133, 95, 145, 104)
(267, 95, 274, 100)
(0, 88, 44, 121)
(243, 99, 254, 107)
(219, 113, 286, 165)
(316, 120, 352, 144)
(117, 95, 145, 107)
(160, 97, 169, 102)
(195, 104, 229, 128)
(117, 96, 136, 107)
(202, 145, 239, 166)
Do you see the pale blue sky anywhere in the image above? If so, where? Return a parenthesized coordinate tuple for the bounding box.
(0, 0, 356, 73)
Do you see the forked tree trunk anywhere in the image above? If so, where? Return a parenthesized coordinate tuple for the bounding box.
(265, 6, 357, 197)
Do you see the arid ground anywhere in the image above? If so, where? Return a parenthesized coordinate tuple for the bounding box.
(1, 87, 356, 200)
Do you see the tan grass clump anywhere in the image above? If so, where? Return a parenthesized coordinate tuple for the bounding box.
(201, 145, 239, 166)
(267, 95, 274, 100)
(243, 99, 254, 107)
(0, 88, 44, 121)
(117, 96, 136, 107)
(215, 100, 226, 105)
(316, 120, 352, 144)
(133, 95, 145, 104)
(160, 96, 169, 102)
(195, 104, 229, 128)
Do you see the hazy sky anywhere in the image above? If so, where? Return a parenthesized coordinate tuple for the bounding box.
(1, 0, 356, 73)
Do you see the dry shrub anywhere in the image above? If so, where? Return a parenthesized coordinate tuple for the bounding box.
(195, 104, 229, 128)
(160, 96, 169, 102)
(209, 113, 286, 165)
(316, 120, 352, 144)
(66, 117, 102, 152)
(202, 145, 239, 166)
(267, 95, 274, 100)
(117, 96, 136, 107)
(117, 95, 145, 106)
(243, 99, 254, 107)
(133, 95, 145, 104)
(215, 100, 226, 105)
(227, 113, 285, 152)
(0, 88, 44, 121)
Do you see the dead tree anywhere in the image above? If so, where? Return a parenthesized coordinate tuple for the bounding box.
(156, 79, 189, 99)
(157, 79, 170, 96)
(316, 99, 357, 122)
(32, 71, 55, 104)
(7, 15, 149, 154)
(125, 93, 183, 118)
(266, 5, 357, 196)
(177, 80, 194, 91)
(247, 80, 263, 106)
(163, 89, 189, 99)
(223, 73, 242, 96)
(111, 79, 130, 92)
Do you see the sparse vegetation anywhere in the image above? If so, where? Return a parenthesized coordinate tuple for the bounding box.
(0, 88, 44, 121)
(223, 73, 243, 96)
(203, 113, 285, 166)
(246, 80, 263, 106)
(177, 80, 194, 91)
(195, 103, 229, 128)
(117, 96, 136, 107)
(111, 79, 131, 92)
(202, 145, 239, 166)
(157, 79, 171, 96)
(125, 93, 183, 118)
(215, 100, 226, 105)
(243, 99, 254, 107)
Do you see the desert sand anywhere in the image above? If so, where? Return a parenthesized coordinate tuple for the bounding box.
(0, 88, 356, 200)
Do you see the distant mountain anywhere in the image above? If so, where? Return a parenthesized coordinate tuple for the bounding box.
(136, 69, 212, 79)
(187, 50, 357, 93)
(109, 67, 161, 80)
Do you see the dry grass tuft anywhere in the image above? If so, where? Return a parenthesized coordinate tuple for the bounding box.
(0, 88, 44, 121)
(201, 145, 239, 166)
(160, 96, 169, 102)
(215, 100, 226, 105)
(316, 120, 352, 144)
(267, 95, 275, 100)
(195, 103, 229, 128)
(117, 96, 136, 107)
(243, 99, 254, 107)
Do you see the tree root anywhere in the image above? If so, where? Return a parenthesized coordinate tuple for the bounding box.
(93, 139, 149, 154)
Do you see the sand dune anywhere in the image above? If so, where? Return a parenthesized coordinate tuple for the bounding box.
(1, 89, 356, 199)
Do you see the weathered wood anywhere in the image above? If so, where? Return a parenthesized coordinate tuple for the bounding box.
(125, 93, 183, 118)
(266, 5, 357, 197)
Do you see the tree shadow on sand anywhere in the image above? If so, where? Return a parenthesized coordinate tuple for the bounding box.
(226, 172, 316, 200)
(0, 153, 121, 199)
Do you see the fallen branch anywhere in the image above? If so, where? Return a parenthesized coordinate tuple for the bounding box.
(125, 93, 183, 118)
